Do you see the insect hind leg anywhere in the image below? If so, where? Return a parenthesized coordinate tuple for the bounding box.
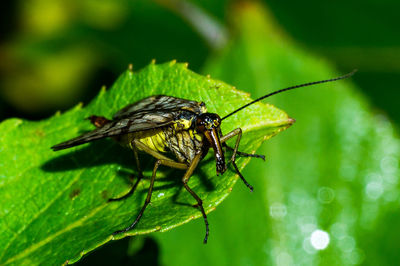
(108, 145, 143, 202)
(108, 175, 142, 202)
(112, 158, 187, 236)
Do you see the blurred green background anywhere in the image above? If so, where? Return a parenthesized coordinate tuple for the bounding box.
(1, 0, 399, 265)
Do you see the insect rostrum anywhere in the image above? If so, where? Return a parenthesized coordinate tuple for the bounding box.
(51, 71, 355, 243)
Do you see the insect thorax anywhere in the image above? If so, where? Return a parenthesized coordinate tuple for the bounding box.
(121, 118, 204, 164)
(163, 126, 204, 163)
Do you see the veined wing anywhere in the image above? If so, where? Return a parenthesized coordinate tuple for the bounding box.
(51, 95, 206, 151)
(113, 95, 206, 119)
(51, 111, 176, 151)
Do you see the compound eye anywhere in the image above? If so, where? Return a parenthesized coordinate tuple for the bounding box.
(195, 117, 205, 132)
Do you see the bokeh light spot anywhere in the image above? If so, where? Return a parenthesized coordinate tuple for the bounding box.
(310, 230, 330, 250)
(269, 203, 287, 219)
(302, 238, 317, 254)
(330, 223, 348, 239)
(339, 236, 356, 252)
(277, 252, 293, 266)
(365, 181, 383, 200)
(317, 187, 335, 204)
(380, 155, 398, 174)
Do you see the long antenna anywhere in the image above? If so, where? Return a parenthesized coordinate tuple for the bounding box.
(221, 69, 357, 121)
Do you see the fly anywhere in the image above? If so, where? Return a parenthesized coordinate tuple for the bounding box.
(51, 70, 356, 243)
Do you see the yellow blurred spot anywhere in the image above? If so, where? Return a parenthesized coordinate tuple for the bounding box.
(21, 0, 72, 35)
(1, 46, 97, 112)
(80, 0, 127, 29)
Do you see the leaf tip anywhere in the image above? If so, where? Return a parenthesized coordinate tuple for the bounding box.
(100, 85, 107, 95)
(151, 59, 156, 64)
(76, 102, 84, 109)
(128, 63, 133, 71)
(184, 62, 189, 68)
(169, 59, 177, 65)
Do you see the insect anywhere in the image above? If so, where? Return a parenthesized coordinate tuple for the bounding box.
(52, 70, 356, 243)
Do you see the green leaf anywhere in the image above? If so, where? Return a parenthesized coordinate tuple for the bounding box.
(155, 3, 400, 266)
(0, 61, 292, 265)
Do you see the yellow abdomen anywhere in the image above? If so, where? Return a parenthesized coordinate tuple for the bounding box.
(135, 129, 167, 153)
(122, 127, 204, 163)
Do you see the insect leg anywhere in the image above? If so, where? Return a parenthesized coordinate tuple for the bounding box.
(134, 139, 172, 161)
(113, 158, 187, 235)
(109, 139, 172, 202)
(134, 141, 209, 243)
(108, 145, 144, 202)
(181, 153, 210, 244)
(112, 139, 187, 235)
(221, 128, 253, 192)
(224, 145, 265, 161)
(221, 129, 265, 160)
(220, 127, 241, 143)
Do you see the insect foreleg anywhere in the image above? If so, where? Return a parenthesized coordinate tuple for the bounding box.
(113, 158, 188, 236)
(108, 145, 144, 202)
(220, 128, 254, 192)
(224, 145, 265, 161)
(221, 128, 265, 160)
(181, 153, 210, 244)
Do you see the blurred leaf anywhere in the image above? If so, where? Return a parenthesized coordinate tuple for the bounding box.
(0, 61, 293, 265)
(155, 0, 228, 49)
(0, 45, 98, 112)
(266, 0, 400, 47)
(265, 0, 400, 127)
(155, 2, 400, 266)
(0, 0, 210, 117)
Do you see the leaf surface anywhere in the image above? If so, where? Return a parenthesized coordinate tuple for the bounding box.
(0, 61, 292, 265)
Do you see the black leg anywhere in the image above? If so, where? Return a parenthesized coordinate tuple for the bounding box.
(108, 145, 144, 202)
(181, 153, 209, 244)
(112, 158, 187, 235)
(220, 128, 254, 192)
(232, 160, 253, 192)
(183, 183, 209, 243)
(224, 145, 265, 161)
(108, 175, 142, 202)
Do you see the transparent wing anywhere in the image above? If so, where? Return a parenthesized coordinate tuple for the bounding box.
(113, 95, 205, 119)
(52, 95, 206, 151)
(51, 111, 175, 151)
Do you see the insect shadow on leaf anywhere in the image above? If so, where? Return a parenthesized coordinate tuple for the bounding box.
(51, 70, 356, 243)
(42, 140, 192, 198)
